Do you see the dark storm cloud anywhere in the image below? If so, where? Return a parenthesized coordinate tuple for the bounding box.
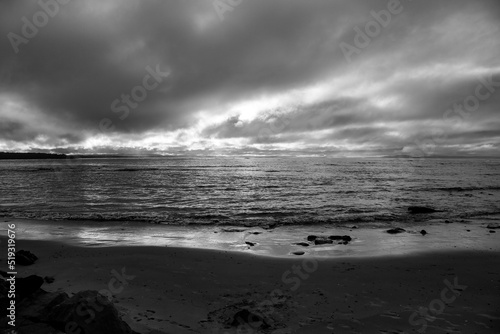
(0, 0, 499, 154)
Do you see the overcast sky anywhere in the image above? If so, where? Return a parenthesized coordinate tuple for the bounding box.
(1, 0, 499, 156)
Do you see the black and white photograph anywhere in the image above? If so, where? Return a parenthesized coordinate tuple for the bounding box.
(1, 0, 500, 333)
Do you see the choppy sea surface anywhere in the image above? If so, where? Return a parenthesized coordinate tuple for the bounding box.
(0, 157, 499, 227)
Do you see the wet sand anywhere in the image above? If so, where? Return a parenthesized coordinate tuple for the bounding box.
(4, 217, 500, 257)
(1, 219, 500, 333)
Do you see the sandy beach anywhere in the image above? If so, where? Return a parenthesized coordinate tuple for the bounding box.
(2, 219, 500, 333)
(2, 0, 500, 332)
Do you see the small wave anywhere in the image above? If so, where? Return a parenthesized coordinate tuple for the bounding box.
(114, 168, 160, 172)
(12, 167, 59, 173)
(435, 186, 500, 192)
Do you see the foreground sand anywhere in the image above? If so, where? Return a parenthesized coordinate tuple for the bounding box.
(3, 237, 500, 334)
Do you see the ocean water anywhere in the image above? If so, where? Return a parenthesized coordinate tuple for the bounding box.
(0, 156, 499, 227)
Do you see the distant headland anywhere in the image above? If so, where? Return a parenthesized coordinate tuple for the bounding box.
(0, 152, 68, 159)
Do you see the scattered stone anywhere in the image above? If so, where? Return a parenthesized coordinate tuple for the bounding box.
(420, 230, 428, 236)
(222, 228, 247, 233)
(250, 232, 262, 235)
(16, 250, 38, 266)
(306, 235, 317, 241)
(245, 242, 255, 247)
(295, 242, 309, 247)
(44, 276, 55, 284)
(329, 235, 352, 242)
(408, 206, 437, 214)
(466, 230, 471, 232)
(292, 251, 305, 256)
(387, 228, 406, 234)
(487, 223, 500, 229)
(445, 220, 452, 224)
(490, 230, 496, 233)
(351, 226, 358, 229)
(230, 309, 270, 329)
(262, 223, 278, 230)
(314, 238, 333, 245)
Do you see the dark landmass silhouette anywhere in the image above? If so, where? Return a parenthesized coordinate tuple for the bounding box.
(0, 152, 68, 159)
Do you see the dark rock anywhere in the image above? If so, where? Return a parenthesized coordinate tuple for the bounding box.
(16, 250, 38, 266)
(292, 251, 305, 256)
(0, 280, 8, 305)
(329, 235, 352, 242)
(2, 287, 138, 334)
(222, 228, 247, 233)
(44, 276, 55, 284)
(314, 238, 333, 245)
(420, 230, 428, 236)
(306, 235, 317, 241)
(408, 206, 437, 214)
(245, 242, 255, 247)
(251, 232, 262, 235)
(387, 228, 406, 234)
(230, 309, 270, 329)
(490, 230, 496, 233)
(445, 220, 452, 224)
(295, 242, 309, 247)
(45, 290, 137, 334)
(262, 223, 278, 230)
(487, 223, 500, 229)
(10, 320, 61, 334)
(351, 226, 358, 229)
(19, 290, 69, 321)
(18, 275, 44, 300)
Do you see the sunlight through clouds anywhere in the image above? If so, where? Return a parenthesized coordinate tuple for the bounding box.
(0, 0, 499, 156)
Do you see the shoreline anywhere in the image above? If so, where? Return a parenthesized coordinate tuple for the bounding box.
(1, 236, 500, 333)
(1, 217, 499, 258)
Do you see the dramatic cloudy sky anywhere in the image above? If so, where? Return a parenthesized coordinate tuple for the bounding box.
(1, 0, 499, 156)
